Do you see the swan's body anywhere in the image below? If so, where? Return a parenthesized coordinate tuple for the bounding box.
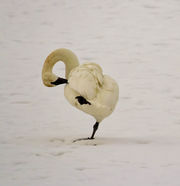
(42, 48, 119, 140)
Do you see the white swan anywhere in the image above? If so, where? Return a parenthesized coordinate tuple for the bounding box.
(42, 48, 119, 140)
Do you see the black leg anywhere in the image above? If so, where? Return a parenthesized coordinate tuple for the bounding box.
(73, 122, 99, 142)
(90, 122, 99, 139)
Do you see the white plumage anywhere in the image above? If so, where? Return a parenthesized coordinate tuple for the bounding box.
(68, 63, 103, 100)
(42, 48, 119, 140)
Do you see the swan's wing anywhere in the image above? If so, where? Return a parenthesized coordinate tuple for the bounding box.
(100, 75, 119, 108)
(68, 63, 103, 100)
(102, 75, 117, 91)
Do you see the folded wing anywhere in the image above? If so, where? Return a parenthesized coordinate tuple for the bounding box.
(68, 63, 104, 100)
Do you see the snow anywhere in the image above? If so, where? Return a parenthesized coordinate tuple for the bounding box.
(1, 0, 180, 185)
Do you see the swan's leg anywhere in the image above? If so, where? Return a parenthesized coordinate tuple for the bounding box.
(90, 122, 99, 139)
(73, 122, 99, 142)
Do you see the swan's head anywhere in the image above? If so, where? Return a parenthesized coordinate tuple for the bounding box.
(42, 72, 68, 87)
(42, 72, 58, 87)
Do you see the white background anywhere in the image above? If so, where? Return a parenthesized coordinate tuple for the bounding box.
(1, 0, 180, 185)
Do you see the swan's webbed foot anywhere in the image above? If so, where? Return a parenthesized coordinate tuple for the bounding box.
(73, 137, 94, 143)
(51, 77, 68, 85)
(75, 96, 91, 105)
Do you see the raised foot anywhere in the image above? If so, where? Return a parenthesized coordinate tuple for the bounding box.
(73, 137, 94, 143)
(75, 96, 91, 105)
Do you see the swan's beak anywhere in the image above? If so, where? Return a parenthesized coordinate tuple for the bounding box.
(51, 77, 68, 85)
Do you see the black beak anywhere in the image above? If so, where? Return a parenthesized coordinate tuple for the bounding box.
(51, 77, 68, 85)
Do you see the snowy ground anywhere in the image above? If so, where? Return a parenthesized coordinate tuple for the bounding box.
(1, 0, 180, 185)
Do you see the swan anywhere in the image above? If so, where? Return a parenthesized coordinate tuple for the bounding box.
(42, 48, 119, 141)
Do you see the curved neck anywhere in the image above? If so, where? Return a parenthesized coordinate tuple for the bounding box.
(42, 48, 79, 87)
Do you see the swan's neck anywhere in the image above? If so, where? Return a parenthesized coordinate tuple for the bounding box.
(42, 48, 79, 87)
